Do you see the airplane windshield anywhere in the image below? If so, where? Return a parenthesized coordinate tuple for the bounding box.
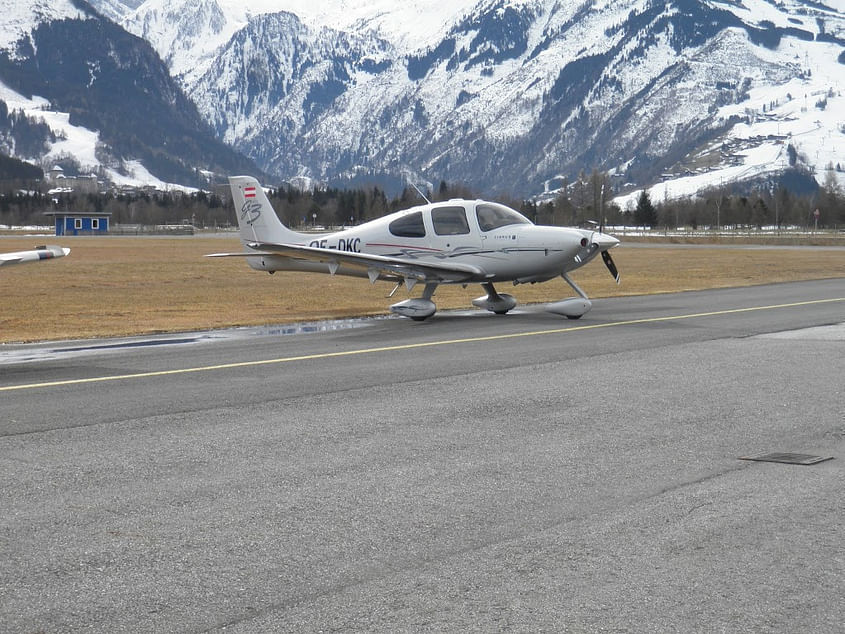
(476, 203, 532, 232)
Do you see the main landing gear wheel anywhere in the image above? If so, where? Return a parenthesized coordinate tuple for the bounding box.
(472, 282, 517, 315)
(390, 282, 439, 320)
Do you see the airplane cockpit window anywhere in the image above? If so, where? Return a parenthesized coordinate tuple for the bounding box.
(432, 206, 470, 235)
(389, 211, 426, 238)
(476, 203, 532, 232)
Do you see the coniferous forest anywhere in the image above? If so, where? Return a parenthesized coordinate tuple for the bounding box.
(1, 170, 843, 232)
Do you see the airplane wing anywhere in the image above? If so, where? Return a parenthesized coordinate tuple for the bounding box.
(0, 254, 24, 266)
(0, 246, 70, 267)
(208, 241, 485, 283)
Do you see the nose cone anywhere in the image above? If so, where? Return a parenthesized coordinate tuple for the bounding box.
(593, 232, 619, 250)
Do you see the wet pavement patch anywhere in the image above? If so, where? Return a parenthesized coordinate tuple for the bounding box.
(739, 452, 834, 465)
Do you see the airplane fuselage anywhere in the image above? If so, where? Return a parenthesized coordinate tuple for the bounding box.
(244, 199, 606, 285)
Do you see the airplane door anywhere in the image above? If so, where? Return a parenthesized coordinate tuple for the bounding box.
(429, 204, 480, 256)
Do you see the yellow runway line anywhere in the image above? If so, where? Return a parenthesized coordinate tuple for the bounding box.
(2, 297, 842, 393)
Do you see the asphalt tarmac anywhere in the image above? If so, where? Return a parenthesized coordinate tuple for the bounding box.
(2, 279, 844, 632)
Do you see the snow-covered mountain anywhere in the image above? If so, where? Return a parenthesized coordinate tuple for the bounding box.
(42, 1, 845, 197)
(120, 0, 482, 86)
(0, 0, 258, 189)
(88, 0, 145, 24)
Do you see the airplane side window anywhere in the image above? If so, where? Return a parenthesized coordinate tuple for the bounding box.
(389, 211, 426, 238)
(476, 203, 532, 232)
(432, 206, 470, 236)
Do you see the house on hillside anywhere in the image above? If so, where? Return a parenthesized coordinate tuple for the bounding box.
(46, 167, 101, 193)
(47, 165, 65, 182)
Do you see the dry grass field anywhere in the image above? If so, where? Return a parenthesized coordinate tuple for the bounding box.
(2, 234, 844, 343)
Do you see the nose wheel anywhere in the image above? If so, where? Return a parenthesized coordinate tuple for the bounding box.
(546, 272, 593, 318)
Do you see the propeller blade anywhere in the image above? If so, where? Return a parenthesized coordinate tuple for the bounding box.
(601, 250, 620, 284)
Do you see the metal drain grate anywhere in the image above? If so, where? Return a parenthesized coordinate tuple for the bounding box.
(739, 452, 833, 466)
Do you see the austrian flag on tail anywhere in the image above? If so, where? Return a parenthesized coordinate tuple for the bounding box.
(244, 186, 256, 198)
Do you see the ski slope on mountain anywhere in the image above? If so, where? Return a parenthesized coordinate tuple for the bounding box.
(0, 81, 196, 190)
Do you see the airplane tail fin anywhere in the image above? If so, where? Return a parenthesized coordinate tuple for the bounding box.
(228, 175, 305, 245)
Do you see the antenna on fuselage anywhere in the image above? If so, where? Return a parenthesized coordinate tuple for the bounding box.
(409, 181, 432, 205)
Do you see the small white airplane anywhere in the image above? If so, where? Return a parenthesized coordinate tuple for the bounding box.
(0, 245, 70, 268)
(209, 175, 619, 320)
